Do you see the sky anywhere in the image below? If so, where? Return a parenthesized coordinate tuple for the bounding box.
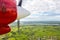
(17, 0, 60, 21)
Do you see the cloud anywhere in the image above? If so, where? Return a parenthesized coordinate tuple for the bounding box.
(22, 0, 56, 13)
(16, 0, 60, 21)
(20, 15, 60, 21)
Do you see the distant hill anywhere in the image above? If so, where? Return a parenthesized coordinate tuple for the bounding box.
(20, 21, 60, 25)
(10, 21, 60, 26)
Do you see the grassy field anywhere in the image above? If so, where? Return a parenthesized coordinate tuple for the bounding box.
(0, 25, 60, 40)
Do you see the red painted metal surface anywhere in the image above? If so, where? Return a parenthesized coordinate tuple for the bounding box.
(0, 0, 17, 35)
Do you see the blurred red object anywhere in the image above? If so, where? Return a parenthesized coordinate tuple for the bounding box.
(0, 0, 17, 35)
(0, 25, 11, 35)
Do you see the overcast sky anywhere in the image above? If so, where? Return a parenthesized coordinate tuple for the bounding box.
(17, 0, 60, 21)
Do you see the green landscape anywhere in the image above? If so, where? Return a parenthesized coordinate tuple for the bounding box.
(0, 25, 60, 40)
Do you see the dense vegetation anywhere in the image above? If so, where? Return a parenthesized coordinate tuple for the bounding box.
(0, 25, 60, 40)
